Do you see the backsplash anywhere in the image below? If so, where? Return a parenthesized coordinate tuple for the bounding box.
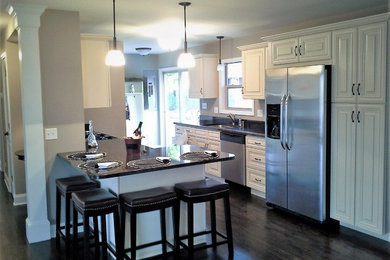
(199, 115, 265, 134)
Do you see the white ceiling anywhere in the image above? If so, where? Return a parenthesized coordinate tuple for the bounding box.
(0, 0, 388, 54)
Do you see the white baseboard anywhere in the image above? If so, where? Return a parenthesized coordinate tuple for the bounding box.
(250, 188, 266, 199)
(26, 218, 51, 243)
(13, 193, 27, 206)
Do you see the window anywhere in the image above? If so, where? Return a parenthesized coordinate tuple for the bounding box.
(219, 58, 254, 115)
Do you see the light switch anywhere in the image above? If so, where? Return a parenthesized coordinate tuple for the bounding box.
(45, 128, 58, 140)
(257, 109, 263, 117)
(202, 103, 207, 110)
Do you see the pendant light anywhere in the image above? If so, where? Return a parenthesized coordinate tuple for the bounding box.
(105, 0, 125, 66)
(216, 36, 224, 72)
(177, 2, 195, 68)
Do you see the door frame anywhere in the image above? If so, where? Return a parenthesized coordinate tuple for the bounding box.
(1, 52, 15, 194)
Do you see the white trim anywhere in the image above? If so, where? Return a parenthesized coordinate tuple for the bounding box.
(218, 57, 254, 116)
(13, 192, 27, 206)
(25, 218, 51, 244)
(262, 13, 390, 42)
(250, 189, 266, 199)
(237, 42, 268, 51)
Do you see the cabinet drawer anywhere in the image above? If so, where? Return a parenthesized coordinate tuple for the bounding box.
(246, 148, 265, 167)
(247, 167, 266, 192)
(207, 130, 220, 140)
(246, 136, 265, 150)
(207, 141, 220, 151)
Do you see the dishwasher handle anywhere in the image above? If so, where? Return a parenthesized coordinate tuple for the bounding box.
(220, 132, 245, 144)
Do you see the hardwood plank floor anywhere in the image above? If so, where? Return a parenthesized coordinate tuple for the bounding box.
(0, 175, 389, 259)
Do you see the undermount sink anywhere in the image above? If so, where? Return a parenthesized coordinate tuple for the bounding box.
(210, 124, 237, 129)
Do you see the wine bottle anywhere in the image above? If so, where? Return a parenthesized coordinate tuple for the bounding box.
(133, 121, 143, 137)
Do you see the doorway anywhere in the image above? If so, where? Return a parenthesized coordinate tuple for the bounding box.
(159, 69, 199, 146)
(0, 54, 14, 193)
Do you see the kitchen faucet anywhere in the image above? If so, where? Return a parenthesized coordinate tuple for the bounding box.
(228, 113, 236, 126)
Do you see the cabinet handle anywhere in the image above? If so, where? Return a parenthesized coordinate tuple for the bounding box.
(351, 111, 355, 123)
(357, 111, 360, 123)
(294, 46, 298, 56)
(352, 83, 355, 95)
(242, 87, 244, 94)
(299, 45, 302, 55)
(254, 158, 262, 162)
(254, 178, 262, 183)
(254, 142, 262, 145)
(357, 83, 361, 95)
(200, 88, 203, 95)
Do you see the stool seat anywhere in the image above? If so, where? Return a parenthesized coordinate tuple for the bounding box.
(56, 175, 98, 194)
(72, 188, 118, 211)
(120, 187, 176, 208)
(175, 178, 229, 197)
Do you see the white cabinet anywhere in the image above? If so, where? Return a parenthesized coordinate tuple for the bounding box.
(271, 32, 331, 65)
(80, 35, 112, 108)
(331, 103, 385, 234)
(245, 136, 266, 193)
(238, 43, 267, 99)
(332, 22, 386, 103)
(188, 55, 218, 98)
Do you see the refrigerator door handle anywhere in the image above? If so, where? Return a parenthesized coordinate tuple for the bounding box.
(285, 93, 291, 150)
(280, 95, 286, 150)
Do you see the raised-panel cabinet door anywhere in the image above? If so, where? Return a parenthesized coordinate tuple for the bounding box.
(357, 23, 386, 103)
(202, 57, 218, 98)
(330, 104, 356, 225)
(242, 48, 265, 99)
(299, 32, 331, 62)
(188, 58, 203, 98)
(332, 28, 357, 103)
(271, 38, 299, 65)
(354, 104, 385, 234)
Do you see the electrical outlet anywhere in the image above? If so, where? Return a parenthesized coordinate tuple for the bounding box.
(202, 103, 207, 110)
(257, 109, 264, 117)
(214, 107, 219, 113)
(45, 128, 58, 140)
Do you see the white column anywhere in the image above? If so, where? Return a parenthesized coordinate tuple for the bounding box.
(7, 3, 50, 243)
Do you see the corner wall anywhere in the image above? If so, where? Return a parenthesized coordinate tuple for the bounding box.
(39, 9, 86, 223)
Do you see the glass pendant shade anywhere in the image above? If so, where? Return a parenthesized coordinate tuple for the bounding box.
(217, 63, 224, 72)
(177, 52, 195, 68)
(105, 49, 125, 66)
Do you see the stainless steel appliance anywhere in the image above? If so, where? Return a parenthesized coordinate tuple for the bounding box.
(265, 65, 330, 222)
(220, 132, 246, 185)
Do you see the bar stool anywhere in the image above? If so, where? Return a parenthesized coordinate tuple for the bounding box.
(72, 188, 121, 260)
(119, 187, 179, 260)
(174, 178, 233, 259)
(55, 175, 99, 251)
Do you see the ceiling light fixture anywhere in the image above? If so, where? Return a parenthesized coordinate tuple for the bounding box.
(135, 47, 152, 56)
(105, 0, 125, 66)
(177, 2, 195, 69)
(216, 36, 224, 72)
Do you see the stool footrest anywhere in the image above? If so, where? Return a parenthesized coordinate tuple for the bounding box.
(179, 229, 229, 251)
(124, 239, 174, 252)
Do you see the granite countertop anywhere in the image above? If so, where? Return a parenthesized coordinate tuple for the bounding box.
(175, 121, 265, 137)
(57, 138, 235, 179)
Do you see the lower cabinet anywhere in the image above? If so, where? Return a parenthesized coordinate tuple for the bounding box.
(245, 136, 266, 193)
(331, 103, 385, 234)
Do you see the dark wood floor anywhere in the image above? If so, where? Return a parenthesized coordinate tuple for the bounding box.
(0, 174, 389, 260)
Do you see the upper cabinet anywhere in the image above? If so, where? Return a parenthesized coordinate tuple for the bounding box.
(271, 32, 331, 65)
(81, 35, 112, 108)
(238, 43, 267, 99)
(332, 22, 386, 103)
(188, 54, 218, 98)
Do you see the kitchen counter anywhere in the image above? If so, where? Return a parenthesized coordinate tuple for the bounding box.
(57, 138, 234, 179)
(175, 121, 265, 137)
(57, 138, 234, 259)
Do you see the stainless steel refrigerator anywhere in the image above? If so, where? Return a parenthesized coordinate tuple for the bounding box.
(265, 65, 330, 222)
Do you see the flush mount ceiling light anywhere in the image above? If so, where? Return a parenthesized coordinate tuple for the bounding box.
(105, 0, 125, 66)
(177, 2, 195, 69)
(216, 36, 224, 72)
(135, 47, 152, 56)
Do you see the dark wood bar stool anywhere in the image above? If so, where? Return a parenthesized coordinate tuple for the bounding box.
(174, 178, 233, 259)
(119, 187, 179, 260)
(72, 188, 121, 260)
(55, 175, 99, 251)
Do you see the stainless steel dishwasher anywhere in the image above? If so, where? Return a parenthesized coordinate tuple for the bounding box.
(220, 131, 246, 185)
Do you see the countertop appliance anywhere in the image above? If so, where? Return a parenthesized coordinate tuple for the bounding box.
(220, 131, 246, 185)
(265, 65, 330, 222)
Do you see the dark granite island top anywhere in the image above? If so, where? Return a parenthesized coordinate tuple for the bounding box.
(57, 138, 235, 179)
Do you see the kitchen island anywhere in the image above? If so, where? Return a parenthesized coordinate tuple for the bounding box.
(57, 138, 234, 258)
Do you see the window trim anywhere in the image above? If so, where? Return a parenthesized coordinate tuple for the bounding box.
(218, 57, 254, 116)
